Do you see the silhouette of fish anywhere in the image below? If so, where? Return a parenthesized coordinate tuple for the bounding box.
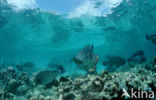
(73, 45, 94, 63)
(128, 50, 146, 63)
(16, 61, 35, 72)
(146, 34, 156, 44)
(35, 70, 64, 85)
(73, 45, 98, 74)
(103, 55, 126, 67)
(47, 62, 65, 73)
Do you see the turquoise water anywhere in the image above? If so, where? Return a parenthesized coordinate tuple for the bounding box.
(0, 0, 156, 74)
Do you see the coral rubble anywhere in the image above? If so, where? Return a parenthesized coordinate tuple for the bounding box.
(0, 58, 156, 100)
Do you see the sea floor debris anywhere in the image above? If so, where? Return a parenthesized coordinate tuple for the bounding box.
(0, 58, 156, 100)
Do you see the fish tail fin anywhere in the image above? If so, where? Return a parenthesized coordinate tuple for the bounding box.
(146, 34, 150, 40)
(58, 65, 65, 74)
(103, 61, 108, 66)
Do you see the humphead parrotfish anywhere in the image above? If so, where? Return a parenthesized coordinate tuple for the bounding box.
(103, 55, 126, 67)
(128, 50, 146, 63)
(73, 45, 99, 74)
(16, 61, 35, 72)
(47, 62, 65, 73)
(35, 69, 64, 85)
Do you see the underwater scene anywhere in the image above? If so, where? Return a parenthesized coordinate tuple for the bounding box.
(0, 0, 156, 99)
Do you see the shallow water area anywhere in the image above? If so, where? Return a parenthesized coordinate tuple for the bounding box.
(0, 0, 156, 99)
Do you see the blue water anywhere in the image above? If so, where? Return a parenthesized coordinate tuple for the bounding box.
(0, 0, 156, 74)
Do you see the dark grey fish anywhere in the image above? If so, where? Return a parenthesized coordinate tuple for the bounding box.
(48, 62, 60, 69)
(128, 50, 146, 63)
(103, 55, 126, 67)
(47, 58, 65, 73)
(73, 45, 98, 74)
(35, 70, 60, 85)
(146, 34, 156, 44)
(23, 62, 35, 68)
(73, 45, 94, 63)
(16, 61, 35, 71)
(47, 62, 65, 73)
(103, 26, 116, 31)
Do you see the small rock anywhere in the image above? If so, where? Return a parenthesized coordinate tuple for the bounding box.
(58, 88, 64, 93)
(63, 86, 71, 92)
(63, 93, 75, 100)
(30, 96, 38, 100)
(59, 77, 69, 82)
(90, 79, 104, 92)
(7, 66, 15, 73)
(46, 79, 59, 88)
(8, 79, 21, 94)
(3, 92, 14, 99)
(39, 95, 45, 100)
(17, 85, 28, 95)
(101, 70, 109, 77)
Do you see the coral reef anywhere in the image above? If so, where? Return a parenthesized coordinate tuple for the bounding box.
(0, 58, 156, 100)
